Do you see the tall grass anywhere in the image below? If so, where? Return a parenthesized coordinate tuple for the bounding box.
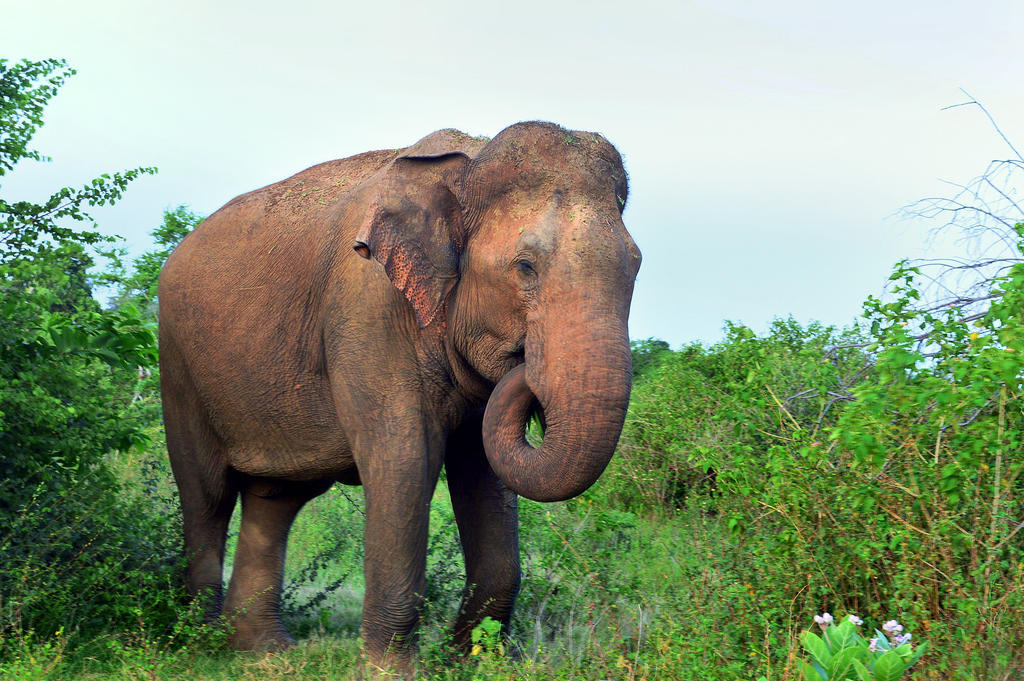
(2, 475, 801, 680)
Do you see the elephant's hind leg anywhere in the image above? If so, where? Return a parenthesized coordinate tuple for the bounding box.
(178, 477, 236, 619)
(223, 481, 328, 650)
(161, 342, 237, 620)
(445, 410, 521, 650)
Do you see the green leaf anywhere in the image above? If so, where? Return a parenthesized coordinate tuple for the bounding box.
(800, 659, 827, 681)
(827, 620, 856, 653)
(801, 631, 832, 668)
(906, 642, 929, 667)
(829, 647, 861, 678)
(852, 658, 873, 681)
(872, 651, 906, 681)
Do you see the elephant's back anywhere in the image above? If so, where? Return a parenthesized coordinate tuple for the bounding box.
(160, 149, 395, 312)
(219, 149, 398, 215)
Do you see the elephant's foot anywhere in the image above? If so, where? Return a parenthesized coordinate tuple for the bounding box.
(227, 619, 296, 651)
(360, 649, 416, 681)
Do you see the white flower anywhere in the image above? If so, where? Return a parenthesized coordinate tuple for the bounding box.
(813, 612, 834, 628)
(882, 620, 903, 635)
(894, 633, 912, 646)
(869, 637, 880, 652)
(847, 615, 863, 626)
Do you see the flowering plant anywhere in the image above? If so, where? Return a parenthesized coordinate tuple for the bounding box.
(799, 614, 927, 680)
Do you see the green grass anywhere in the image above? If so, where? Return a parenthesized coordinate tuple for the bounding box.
(1, 445, 802, 680)
(8, 425, 1019, 679)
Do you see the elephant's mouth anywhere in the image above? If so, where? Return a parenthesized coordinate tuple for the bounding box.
(504, 342, 525, 368)
(527, 400, 546, 443)
(494, 348, 545, 444)
(495, 346, 526, 395)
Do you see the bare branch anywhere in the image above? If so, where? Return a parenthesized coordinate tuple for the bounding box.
(942, 89, 1024, 161)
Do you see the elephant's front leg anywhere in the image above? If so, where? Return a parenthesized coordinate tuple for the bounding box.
(357, 421, 445, 675)
(445, 409, 521, 650)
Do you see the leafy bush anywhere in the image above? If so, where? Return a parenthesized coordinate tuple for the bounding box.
(609, 229, 1024, 677)
(826, 246, 1024, 672)
(99, 205, 202, 322)
(0, 58, 184, 658)
(800, 614, 927, 681)
(607, 319, 868, 511)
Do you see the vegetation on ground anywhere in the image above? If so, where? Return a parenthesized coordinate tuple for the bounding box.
(1, 58, 1021, 679)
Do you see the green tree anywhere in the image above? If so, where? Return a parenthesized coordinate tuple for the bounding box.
(608, 319, 868, 511)
(0, 56, 158, 479)
(1, 59, 156, 262)
(630, 337, 672, 381)
(0, 58, 179, 655)
(102, 205, 202, 319)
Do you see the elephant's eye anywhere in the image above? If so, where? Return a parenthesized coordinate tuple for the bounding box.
(516, 260, 537, 277)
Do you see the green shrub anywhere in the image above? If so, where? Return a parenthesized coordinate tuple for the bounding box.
(609, 228, 1024, 677)
(799, 614, 927, 680)
(0, 58, 181, 660)
(607, 319, 868, 512)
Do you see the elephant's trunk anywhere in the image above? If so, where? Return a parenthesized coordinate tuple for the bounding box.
(481, 322, 632, 502)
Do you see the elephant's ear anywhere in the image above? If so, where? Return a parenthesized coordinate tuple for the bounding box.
(353, 151, 469, 328)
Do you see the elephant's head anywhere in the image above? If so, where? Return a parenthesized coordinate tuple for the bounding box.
(354, 122, 641, 502)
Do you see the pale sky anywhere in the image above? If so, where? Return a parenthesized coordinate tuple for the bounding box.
(3, 0, 1022, 345)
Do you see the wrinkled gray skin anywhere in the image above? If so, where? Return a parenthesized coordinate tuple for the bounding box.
(158, 121, 640, 675)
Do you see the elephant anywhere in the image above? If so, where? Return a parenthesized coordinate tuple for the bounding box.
(158, 121, 641, 673)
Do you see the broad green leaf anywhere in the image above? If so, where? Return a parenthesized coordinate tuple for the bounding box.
(801, 631, 833, 668)
(872, 651, 906, 681)
(829, 620, 856, 651)
(828, 647, 861, 678)
(852, 658, 873, 681)
(800, 659, 827, 681)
